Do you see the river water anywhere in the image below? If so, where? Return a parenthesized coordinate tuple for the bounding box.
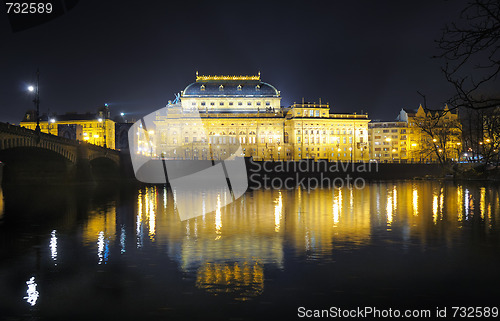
(0, 181, 499, 320)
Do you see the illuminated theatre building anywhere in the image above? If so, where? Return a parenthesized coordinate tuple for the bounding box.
(139, 74, 370, 161)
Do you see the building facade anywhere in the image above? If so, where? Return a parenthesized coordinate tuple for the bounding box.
(368, 120, 414, 163)
(20, 106, 115, 149)
(369, 105, 461, 163)
(135, 74, 369, 162)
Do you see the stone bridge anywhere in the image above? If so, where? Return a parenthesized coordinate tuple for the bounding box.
(0, 122, 120, 164)
(0, 122, 123, 183)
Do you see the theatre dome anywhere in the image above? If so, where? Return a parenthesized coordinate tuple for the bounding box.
(182, 73, 280, 98)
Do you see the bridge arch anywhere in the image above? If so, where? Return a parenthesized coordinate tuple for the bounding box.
(0, 123, 121, 181)
(0, 137, 76, 163)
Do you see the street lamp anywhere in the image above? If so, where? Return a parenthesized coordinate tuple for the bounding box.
(28, 69, 41, 138)
(48, 118, 55, 135)
(456, 142, 461, 161)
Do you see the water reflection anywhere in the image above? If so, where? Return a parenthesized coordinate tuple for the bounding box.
(23, 277, 39, 306)
(50, 230, 57, 263)
(82, 203, 116, 264)
(196, 262, 264, 299)
(122, 182, 499, 297)
(4, 181, 499, 308)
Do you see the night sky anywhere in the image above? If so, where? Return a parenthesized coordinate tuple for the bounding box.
(1, 0, 467, 124)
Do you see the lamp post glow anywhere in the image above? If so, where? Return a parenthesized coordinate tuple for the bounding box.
(28, 69, 41, 138)
(48, 118, 55, 135)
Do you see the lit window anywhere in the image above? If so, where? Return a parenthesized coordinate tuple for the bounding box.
(219, 85, 224, 91)
(237, 85, 242, 91)
(200, 85, 205, 91)
(255, 85, 260, 90)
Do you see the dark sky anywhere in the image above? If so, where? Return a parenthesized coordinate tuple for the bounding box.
(1, 0, 467, 123)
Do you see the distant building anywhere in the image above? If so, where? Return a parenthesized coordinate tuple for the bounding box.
(20, 106, 115, 149)
(368, 120, 414, 163)
(369, 105, 461, 163)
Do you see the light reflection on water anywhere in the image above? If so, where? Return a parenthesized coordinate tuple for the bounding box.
(0, 181, 499, 319)
(78, 182, 500, 295)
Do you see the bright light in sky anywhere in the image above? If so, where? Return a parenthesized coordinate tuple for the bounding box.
(28, 85, 34, 92)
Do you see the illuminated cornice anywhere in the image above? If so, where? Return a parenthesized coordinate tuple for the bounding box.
(196, 71, 261, 82)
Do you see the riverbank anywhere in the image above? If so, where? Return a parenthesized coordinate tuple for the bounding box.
(2, 153, 499, 187)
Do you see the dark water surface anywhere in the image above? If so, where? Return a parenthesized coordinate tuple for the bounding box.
(0, 181, 499, 320)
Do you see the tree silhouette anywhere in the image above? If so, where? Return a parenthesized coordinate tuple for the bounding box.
(436, 0, 500, 111)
